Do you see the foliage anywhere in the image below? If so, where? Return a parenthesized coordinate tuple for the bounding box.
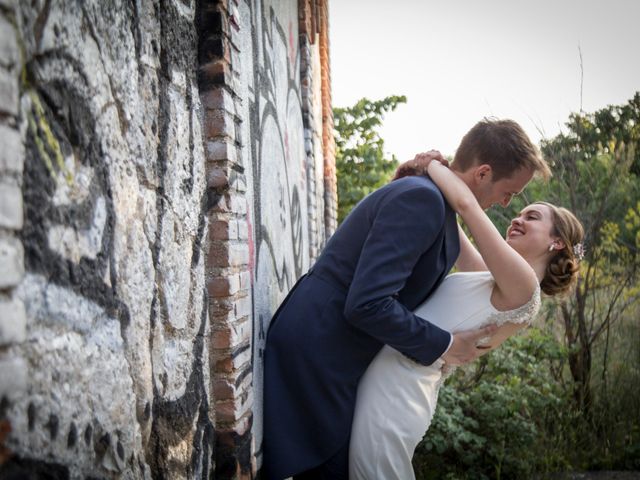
(487, 92, 640, 412)
(413, 330, 572, 479)
(333, 96, 405, 222)
(413, 93, 640, 477)
(331, 92, 640, 475)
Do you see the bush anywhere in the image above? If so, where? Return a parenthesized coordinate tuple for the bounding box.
(413, 329, 572, 479)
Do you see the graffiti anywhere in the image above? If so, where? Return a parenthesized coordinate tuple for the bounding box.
(250, 3, 308, 287)
(21, 80, 127, 331)
(9, 0, 214, 477)
(241, 0, 311, 465)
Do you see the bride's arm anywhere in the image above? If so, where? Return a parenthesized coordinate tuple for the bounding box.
(428, 162, 538, 308)
(456, 224, 488, 272)
(473, 322, 526, 354)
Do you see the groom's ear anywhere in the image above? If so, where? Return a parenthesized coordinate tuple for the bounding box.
(473, 164, 493, 184)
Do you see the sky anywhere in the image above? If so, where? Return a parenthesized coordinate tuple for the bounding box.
(329, 0, 640, 161)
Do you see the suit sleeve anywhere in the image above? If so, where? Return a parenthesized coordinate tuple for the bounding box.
(343, 185, 452, 366)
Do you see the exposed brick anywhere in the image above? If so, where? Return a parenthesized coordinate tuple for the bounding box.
(212, 316, 250, 349)
(234, 294, 251, 318)
(213, 377, 234, 401)
(210, 192, 231, 213)
(236, 219, 248, 241)
(198, 59, 230, 91)
(227, 411, 252, 437)
(0, 182, 23, 230)
(0, 236, 23, 289)
(206, 138, 238, 163)
(205, 109, 236, 140)
(215, 400, 239, 423)
(207, 165, 230, 189)
(238, 270, 251, 290)
(212, 343, 251, 374)
(228, 194, 246, 215)
(0, 296, 26, 345)
(230, 170, 247, 193)
(208, 276, 230, 298)
(199, 35, 229, 64)
(207, 240, 230, 267)
(198, 9, 225, 41)
(201, 87, 235, 114)
(0, 124, 23, 173)
(228, 242, 249, 267)
(209, 218, 237, 240)
(213, 356, 233, 374)
(208, 294, 234, 317)
(213, 367, 251, 403)
(216, 388, 253, 424)
(208, 274, 240, 298)
(209, 308, 236, 328)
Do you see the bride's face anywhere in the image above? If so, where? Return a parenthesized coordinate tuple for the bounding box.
(506, 204, 560, 257)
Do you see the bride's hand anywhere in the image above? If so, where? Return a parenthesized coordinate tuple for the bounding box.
(393, 150, 449, 180)
(440, 324, 498, 366)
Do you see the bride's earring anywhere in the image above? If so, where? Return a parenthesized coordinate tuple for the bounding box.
(549, 244, 555, 252)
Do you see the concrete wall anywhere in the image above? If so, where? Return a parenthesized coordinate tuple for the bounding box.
(0, 0, 334, 478)
(1, 0, 213, 477)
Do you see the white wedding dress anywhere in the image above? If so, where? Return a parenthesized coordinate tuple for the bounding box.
(349, 271, 541, 480)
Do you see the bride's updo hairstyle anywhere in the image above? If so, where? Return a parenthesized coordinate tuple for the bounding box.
(535, 202, 585, 297)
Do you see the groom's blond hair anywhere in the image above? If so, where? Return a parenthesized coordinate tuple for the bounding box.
(454, 118, 551, 181)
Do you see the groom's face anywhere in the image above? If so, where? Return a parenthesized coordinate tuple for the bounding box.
(476, 167, 534, 210)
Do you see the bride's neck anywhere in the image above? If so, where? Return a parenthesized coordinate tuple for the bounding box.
(526, 256, 547, 284)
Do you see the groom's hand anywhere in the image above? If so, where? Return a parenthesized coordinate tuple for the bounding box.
(393, 150, 449, 180)
(440, 325, 499, 366)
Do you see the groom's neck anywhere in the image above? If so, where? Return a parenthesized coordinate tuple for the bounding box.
(451, 165, 474, 189)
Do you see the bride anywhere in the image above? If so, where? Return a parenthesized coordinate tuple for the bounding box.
(349, 160, 584, 479)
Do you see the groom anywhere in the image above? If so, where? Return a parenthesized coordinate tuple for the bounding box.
(262, 118, 550, 479)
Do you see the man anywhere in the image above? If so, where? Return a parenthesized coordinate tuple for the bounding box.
(262, 119, 551, 479)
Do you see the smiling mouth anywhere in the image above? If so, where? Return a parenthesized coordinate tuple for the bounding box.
(508, 228, 524, 238)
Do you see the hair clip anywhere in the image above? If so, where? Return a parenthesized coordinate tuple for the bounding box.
(573, 243, 585, 261)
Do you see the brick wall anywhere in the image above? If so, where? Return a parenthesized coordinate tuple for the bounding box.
(198, 0, 335, 476)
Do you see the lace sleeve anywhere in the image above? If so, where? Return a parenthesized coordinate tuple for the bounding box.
(485, 284, 541, 327)
(438, 286, 542, 384)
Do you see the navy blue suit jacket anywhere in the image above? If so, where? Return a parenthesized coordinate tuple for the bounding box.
(262, 176, 460, 478)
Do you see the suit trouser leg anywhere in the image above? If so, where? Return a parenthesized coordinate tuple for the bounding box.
(292, 437, 349, 480)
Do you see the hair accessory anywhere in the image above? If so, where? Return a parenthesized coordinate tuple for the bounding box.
(573, 242, 585, 260)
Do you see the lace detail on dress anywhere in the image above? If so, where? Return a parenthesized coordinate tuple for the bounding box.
(484, 284, 541, 327)
(439, 285, 541, 384)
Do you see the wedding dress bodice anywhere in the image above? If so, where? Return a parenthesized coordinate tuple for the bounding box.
(349, 271, 541, 480)
(413, 270, 541, 332)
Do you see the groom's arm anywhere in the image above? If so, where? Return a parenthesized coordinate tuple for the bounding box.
(343, 183, 452, 366)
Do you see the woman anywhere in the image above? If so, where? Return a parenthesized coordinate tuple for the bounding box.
(349, 160, 584, 479)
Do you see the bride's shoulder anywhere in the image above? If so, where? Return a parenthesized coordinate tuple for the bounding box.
(490, 283, 541, 325)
